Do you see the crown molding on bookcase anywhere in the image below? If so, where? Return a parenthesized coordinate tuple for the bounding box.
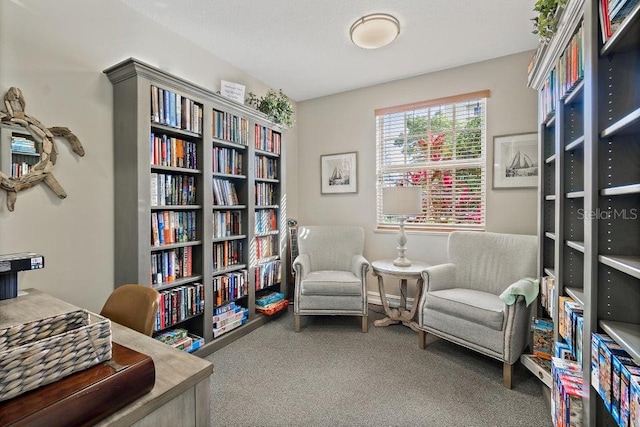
(528, 0, 585, 90)
(103, 57, 288, 133)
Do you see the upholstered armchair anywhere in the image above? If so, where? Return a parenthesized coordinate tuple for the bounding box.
(293, 226, 370, 332)
(417, 231, 538, 388)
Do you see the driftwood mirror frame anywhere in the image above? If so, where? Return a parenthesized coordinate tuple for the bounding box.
(0, 87, 85, 211)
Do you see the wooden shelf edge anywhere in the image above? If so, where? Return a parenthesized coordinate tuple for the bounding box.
(601, 107, 640, 138)
(598, 254, 640, 279)
(520, 354, 552, 388)
(599, 320, 640, 366)
(600, 183, 640, 196)
(565, 287, 585, 306)
(544, 267, 556, 278)
(566, 240, 585, 253)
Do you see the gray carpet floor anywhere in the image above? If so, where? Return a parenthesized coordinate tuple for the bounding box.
(207, 306, 552, 427)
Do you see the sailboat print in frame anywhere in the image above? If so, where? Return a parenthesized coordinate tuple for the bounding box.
(492, 133, 538, 189)
(320, 152, 357, 194)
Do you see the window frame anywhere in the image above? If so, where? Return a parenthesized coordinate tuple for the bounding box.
(375, 90, 490, 233)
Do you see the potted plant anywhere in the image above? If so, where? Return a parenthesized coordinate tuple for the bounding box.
(246, 89, 294, 128)
(532, 0, 568, 43)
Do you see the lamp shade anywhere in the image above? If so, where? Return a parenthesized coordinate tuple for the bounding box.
(350, 13, 400, 49)
(383, 186, 422, 216)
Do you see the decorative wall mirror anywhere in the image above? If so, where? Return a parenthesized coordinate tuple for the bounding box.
(0, 87, 84, 211)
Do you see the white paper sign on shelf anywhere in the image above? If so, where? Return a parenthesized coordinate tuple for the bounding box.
(220, 80, 246, 104)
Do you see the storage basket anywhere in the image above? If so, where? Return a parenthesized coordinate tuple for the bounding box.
(0, 309, 112, 402)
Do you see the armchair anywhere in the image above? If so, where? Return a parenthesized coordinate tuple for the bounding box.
(417, 231, 538, 388)
(293, 226, 370, 332)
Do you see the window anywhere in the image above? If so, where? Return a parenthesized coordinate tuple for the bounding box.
(376, 90, 488, 231)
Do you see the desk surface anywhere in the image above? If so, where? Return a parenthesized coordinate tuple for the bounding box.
(0, 289, 213, 427)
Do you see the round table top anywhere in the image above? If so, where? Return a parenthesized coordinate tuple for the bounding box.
(371, 259, 430, 276)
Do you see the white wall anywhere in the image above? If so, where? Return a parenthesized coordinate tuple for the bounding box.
(0, 0, 298, 313)
(296, 51, 538, 296)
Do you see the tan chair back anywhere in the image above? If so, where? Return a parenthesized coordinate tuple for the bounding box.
(100, 284, 159, 336)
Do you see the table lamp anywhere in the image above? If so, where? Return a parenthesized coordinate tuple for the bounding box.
(383, 186, 423, 267)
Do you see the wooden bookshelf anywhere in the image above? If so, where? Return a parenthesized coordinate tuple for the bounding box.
(528, 0, 640, 425)
(105, 58, 287, 357)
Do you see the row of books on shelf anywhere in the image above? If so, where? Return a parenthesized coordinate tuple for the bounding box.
(255, 125, 281, 154)
(151, 246, 193, 285)
(154, 282, 205, 331)
(10, 136, 37, 154)
(212, 177, 240, 206)
(591, 332, 640, 427)
(212, 240, 244, 270)
(213, 269, 248, 307)
(256, 234, 278, 259)
(151, 210, 197, 246)
(150, 173, 197, 206)
(540, 275, 556, 315)
(255, 182, 277, 205)
(255, 155, 278, 180)
(212, 302, 249, 338)
(255, 209, 277, 234)
(154, 328, 204, 353)
(255, 292, 288, 316)
(213, 210, 242, 239)
(150, 133, 198, 169)
(600, 0, 639, 42)
(150, 85, 203, 134)
(255, 260, 281, 290)
(213, 109, 249, 146)
(9, 162, 33, 178)
(213, 146, 244, 175)
(556, 25, 584, 100)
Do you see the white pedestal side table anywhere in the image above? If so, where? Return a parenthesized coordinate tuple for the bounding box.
(371, 259, 430, 331)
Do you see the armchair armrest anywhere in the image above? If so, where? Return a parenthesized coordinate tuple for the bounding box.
(421, 263, 457, 292)
(503, 295, 534, 364)
(351, 254, 370, 279)
(499, 278, 539, 307)
(293, 253, 311, 278)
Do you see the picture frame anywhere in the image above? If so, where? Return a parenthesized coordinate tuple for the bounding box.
(320, 151, 357, 194)
(493, 132, 538, 189)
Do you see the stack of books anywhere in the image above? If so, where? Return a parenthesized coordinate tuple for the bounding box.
(213, 302, 249, 338)
(154, 328, 204, 353)
(255, 292, 288, 316)
(10, 136, 36, 154)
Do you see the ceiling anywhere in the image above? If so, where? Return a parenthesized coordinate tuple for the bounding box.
(120, 0, 539, 102)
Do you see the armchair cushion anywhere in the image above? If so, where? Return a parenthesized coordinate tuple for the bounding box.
(425, 288, 504, 331)
(300, 271, 363, 296)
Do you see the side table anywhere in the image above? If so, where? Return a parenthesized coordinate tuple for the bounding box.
(371, 259, 430, 331)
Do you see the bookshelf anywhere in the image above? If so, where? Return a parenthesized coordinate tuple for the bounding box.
(528, 0, 639, 425)
(105, 58, 287, 356)
(0, 125, 40, 179)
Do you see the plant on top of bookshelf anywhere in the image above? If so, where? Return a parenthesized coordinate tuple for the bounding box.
(532, 0, 568, 43)
(246, 89, 294, 128)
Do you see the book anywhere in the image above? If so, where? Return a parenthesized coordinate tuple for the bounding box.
(532, 317, 554, 360)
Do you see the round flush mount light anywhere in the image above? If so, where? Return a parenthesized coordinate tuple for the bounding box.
(350, 13, 400, 49)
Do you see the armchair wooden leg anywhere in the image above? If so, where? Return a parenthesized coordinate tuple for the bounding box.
(418, 330, 426, 349)
(503, 362, 513, 389)
(294, 314, 301, 332)
(361, 315, 368, 333)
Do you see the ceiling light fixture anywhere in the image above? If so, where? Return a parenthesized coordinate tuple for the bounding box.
(350, 13, 400, 49)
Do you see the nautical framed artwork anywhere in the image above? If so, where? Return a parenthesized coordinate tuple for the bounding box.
(320, 151, 358, 194)
(492, 133, 538, 189)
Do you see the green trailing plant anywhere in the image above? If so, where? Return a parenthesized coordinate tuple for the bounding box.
(532, 0, 568, 43)
(246, 89, 294, 128)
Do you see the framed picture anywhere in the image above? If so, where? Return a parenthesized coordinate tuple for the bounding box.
(320, 151, 357, 194)
(493, 133, 538, 189)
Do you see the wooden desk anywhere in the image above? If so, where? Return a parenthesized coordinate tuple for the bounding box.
(0, 289, 213, 427)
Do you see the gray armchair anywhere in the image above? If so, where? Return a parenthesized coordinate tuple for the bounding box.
(293, 226, 370, 332)
(417, 231, 538, 388)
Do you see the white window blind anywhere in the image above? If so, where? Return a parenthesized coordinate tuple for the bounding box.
(376, 90, 488, 231)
